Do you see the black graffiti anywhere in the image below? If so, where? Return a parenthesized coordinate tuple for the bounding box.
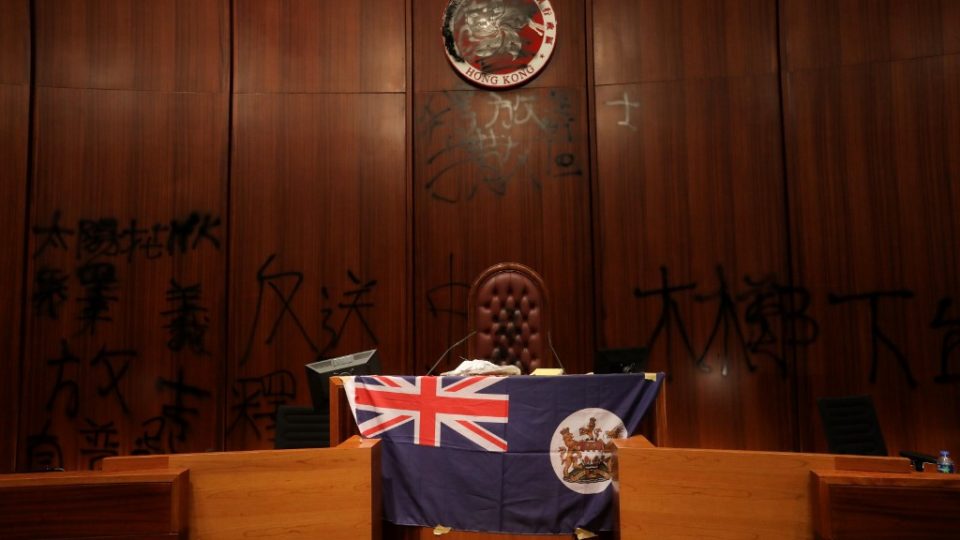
(132, 417, 167, 456)
(241, 255, 380, 364)
(738, 275, 819, 377)
(320, 270, 379, 356)
(932, 297, 960, 383)
(26, 420, 64, 471)
(91, 344, 137, 413)
(46, 339, 80, 419)
(695, 266, 755, 376)
(33, 267, 69, 319)
(32, 210, 222, 262)
(167, 213, 222, 255)
(76, 218, 122, 260)
(75, 261, 119, 335)
(240, 254, 320, 365)
(79, 418, 120, 470)
(154, 368, 212, 453)
(828, 289, 917, 387)
(422, 90, 582, 204)
(32, 210, 74, 258)
(162, 279, 210, 355)
(633, 266, 698, 380)
(425, 254, 470, 371)
(226, 370, 297, 440)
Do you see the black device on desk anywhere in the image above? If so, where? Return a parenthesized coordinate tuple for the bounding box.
(594, 346, 650, 374)
(276, 350, 380, 450)
(305, 349, 381, 411)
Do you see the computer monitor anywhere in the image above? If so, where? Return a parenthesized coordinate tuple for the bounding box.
(305, 349, 380, 411)
(594, 346, 649, 374)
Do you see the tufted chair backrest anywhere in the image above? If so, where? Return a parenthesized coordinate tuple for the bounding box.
(467, 263, 551, 374)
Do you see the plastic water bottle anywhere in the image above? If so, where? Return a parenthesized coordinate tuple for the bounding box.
(936, 450, 955, 473)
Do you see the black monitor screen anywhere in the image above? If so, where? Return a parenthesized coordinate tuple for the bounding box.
(594, 347, 649, 374)
(305, 350, 380, 411)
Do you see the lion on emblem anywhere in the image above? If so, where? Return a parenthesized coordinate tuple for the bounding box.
(455, 0, 541, 64)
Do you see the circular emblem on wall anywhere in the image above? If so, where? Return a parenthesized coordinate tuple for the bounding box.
(549, 408, 626, 494)
(442, 0, 558, 89)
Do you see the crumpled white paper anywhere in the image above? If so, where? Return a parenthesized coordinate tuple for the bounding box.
(441, 359, 521, 376)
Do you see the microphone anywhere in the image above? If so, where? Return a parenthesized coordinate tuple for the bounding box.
(546, 331, 566, 374)
(426, 330, 477, 376)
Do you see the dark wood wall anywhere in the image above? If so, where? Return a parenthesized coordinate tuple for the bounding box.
(0, 0, 30, 472)
(1, 0, 957, 471)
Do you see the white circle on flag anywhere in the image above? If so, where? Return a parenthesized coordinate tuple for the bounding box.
(549, 408, 626, 494)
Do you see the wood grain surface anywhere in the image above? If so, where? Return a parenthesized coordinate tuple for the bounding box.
(103, 438, 381, 540)
(0, 0, 30, 474)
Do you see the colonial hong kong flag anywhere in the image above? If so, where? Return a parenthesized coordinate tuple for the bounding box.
(343, 373, 664, 535)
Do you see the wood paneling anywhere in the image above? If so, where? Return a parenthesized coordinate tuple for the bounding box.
(235, 0, 405, 93)
(783, 0, 955, 71)
(593, 0, 778, 84)
(21, 87, 228, 470)
(18, 0, 229, 472)
(0, 468, 187, 539)
(784, 54, 960, 455)
(0, 0, 29, 85)
(34, 0, 228, 92)
(228, 93, 408, 449)
(414, 0, 587, 92)
(594, 78, 792, 450)
(413, 86, 594, 375)
(0, 0, 30, 474)
(593, 0, 791, 451)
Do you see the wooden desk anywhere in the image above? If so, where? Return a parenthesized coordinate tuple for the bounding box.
(812, 469, 960, 539)
(0, 468, 187, 539)
(613, 436, 915, 540)
(103, 436, 381, 540)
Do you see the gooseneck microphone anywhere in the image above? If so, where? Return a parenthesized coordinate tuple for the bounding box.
(546, 331, 566, 374)
(426, 330, 477, 376)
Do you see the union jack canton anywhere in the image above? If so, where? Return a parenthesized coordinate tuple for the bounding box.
(344, 375, 509, 452)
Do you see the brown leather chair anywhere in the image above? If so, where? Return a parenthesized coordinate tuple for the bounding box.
(467, 262, 551, 374)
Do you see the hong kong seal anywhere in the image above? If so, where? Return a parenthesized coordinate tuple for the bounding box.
(442, 0, 557, 89)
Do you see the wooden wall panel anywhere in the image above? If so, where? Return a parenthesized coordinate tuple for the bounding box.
(784, 54, 960, 455)
(413, 1, 594, 375)
(593, 0, 777, 84)
(413, 87, 594, 375)
(593, 0, 791, 450)
(235, 0, 405, 93)
(0, 0, 30, 473)
(228, 93, 408, 449)
(34, 0, 227, 92)
(413, 0, 587, 92)
(19, 1, 229, 471)
(594, 77, 792, 450)
(21, 88, 228, 470)
(0, 0, 29, 84)
(229, 0, 409, 451)
(783, 0, 955, 71)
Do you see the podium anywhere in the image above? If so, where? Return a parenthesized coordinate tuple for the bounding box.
(330, 375, 669, 540)
(613, 436, 960, 539)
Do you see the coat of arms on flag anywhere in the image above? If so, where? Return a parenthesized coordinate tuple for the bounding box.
(343, 373, 663, 535)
